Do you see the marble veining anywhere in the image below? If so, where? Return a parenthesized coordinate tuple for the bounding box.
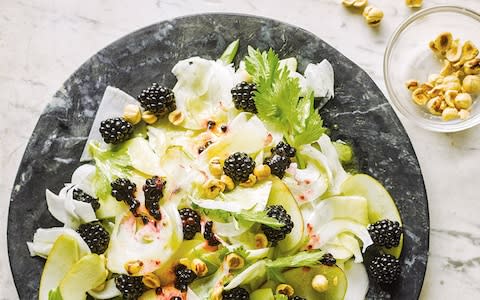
(1, 1, 480, 300)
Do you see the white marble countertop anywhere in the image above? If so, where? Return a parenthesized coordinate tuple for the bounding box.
(1, 0, 479, 299)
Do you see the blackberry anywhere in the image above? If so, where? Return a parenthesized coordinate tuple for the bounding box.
(367, 219, 403, 249)
(115, 274, 146, 300)
(179, 208, 201, 240)
(291, 297, 306, 300)
(222, 287, 250, 300)
(271, 141, 296, 158)
(143, 176, 166, 220)
(264, 154, 291, 179)
(99, 117, 133, 144)
(111, 178, 140, 215)
(203, 221, 220, 246)
(77, 222, 110, 254)
(231, 81, 257, 113)
(223, 152, 255, 182)
(72, 188, 100, 210)
(261, 205, 294, 245)
(137, 83, 176, 116)
(368, 254, 401, 285)
(320, 253, 336, 266)
(174, 264, 197, 292)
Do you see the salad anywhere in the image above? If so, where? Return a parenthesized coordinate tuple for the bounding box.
(28, 40, 404, 300)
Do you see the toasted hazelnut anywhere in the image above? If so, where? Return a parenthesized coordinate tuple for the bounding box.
(255, 233, 269, 248)
(342, 0, 368, 8)
(427, 74, 443, 86)
(312, 274, 329, 293)
(220, 175, 235, 191)
(433, 32, 453, 56)
(455, 40, 479, 68)
(444, 90, 458, 107)
(209, 157, 223, 176)
(405, 0, 422, 8)
(225, 253, 245, 270)
(405, 79, 419, 91)
(426, 97, 442, 115)
(168, 110, 184, 126)
(442, 107, 459, 121)
(439, 100, 448, 111)
(362, 6, 383, 26)
(444, 81, 462, 91)
(446, 39, 462, 63)
(412, 88, 429, 105)
(420, 82, 434, 91)
(459, 109, 471, 120)
(462, 75, 480, 94)
(440, 60, 455, 76)
(142, 111, 158, 124)
(124, 260, 143, 275)
(203, 179, 225, 198)
(239, 174, 257, 187)
(427, 85, 446, 98)
(443, 75, 460, 84)
(464, 58, 480, 75)
(276, 284, 295, 297)
(454, 93, 473, 109)
(123, 104, 142, 125)
(191, 259, 209, 277)
(253, 165, 271, 180)
(142, 273, 161, 289)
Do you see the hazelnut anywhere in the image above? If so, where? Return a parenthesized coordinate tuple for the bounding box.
(458, 109, 471, 120)
(405, 0, 422, 8)
(342, 0, 368, 8)
(168, 110, 184, 126)
(464, 58, 480, 75)
(444, 90, 458, 107)
(405, 79, 419, 91)
(191, 259, 209, 277)
(253, 165, 271, 180)
(440, 60, 454, 76)
(123, 104, 142, 125)
(426, 97, 442, 115)
(276, 284, 295, 297)
(462, 75, 480, 94)
(142, 111, 158, 124)
(455, 40, 479, 68)
(427, 74, 443, 86)
(239, 174, 257, 187)
(220, 175, 235, 191)
(446, 39, 462, 63)
(433, 32, 453, 56)
(142, 273, 161, 289)
(442, 107, 459, 121)
(225, 253, 245, 270)
(312, 274, 329, 293)
(203, 179, 225, 198)
(255, 233, 269, 248)
(209, 157, 223, 176)
(362, 6, 383, 26)
(124, 260, 143, 275)
(412, 88, 429, 105)
(454, 93, 473, 109)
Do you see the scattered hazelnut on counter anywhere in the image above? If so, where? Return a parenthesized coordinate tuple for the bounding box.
(405, 0, 423, 8)
(342, 0, 368, 9)
(362, 6, 384, 26)
(123, 104, 142, 125)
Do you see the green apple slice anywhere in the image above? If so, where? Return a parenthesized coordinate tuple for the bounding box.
(340, 174, 403, 258)
(282, 265, 347, 300)
(251, 288, 274, 300)
(39, 235, 80, 300)
(268, 178, 304, 253)
(59, 254, 108, 300)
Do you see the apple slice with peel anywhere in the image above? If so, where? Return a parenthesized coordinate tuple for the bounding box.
(282, 265, 347, 300)
(59, 254, 108, 300)
(268, 177, 304, 253)
(340, 174, 403, 258)
(39, 235, 80, 300)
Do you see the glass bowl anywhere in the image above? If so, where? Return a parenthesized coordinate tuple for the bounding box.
(384, 6, 480, 132)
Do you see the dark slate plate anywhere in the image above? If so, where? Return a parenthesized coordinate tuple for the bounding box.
(8, 13, 429, 299)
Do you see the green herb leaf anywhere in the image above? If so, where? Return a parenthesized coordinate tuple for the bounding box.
(219, 39, 240, 64)
(244, 47, 326, 148)
(197, 206, 284, 229)
(229, 245, 249, 259)
(48, 287, 63, 300)
(266, 250, 325, 269)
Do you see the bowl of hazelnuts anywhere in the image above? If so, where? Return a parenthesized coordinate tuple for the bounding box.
(384, 6, 480, 132)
